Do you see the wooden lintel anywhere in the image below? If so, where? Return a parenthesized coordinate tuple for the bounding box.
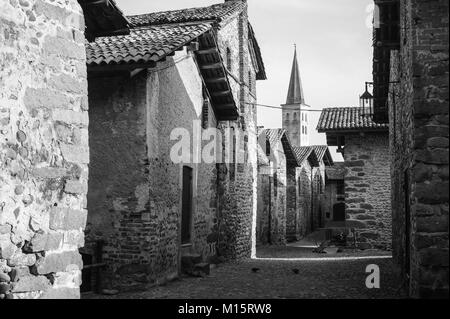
(205, 77, 227, 84)
(200, 62, 223, 70)
(92, 28, 130, 38)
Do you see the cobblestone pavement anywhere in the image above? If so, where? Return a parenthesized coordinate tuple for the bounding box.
(256, 245, 393, 259)
(84, 256, 407, 299)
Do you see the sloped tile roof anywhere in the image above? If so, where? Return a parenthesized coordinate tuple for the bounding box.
(310, 145, 333, 165)
(262, 129, 286, 147)
(87, 23, 212, 66)
(292, 146, 319, 167)
(317, 107, 389, 132)
(127, 1, 245, 27)
(310, 145, 327, 161)
(85, 1, 266, 80)
(261, 129, 299, 166)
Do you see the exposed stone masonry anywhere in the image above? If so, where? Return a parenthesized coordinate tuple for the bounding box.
(344, 133, 392, 250)
(0, 0, 88, 299)
(389, 0, 449, 298)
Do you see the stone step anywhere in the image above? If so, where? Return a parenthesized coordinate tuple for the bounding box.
(193, 263, 210, 276)
(181, 254, 203, 275)
(181, 254, 202, 265)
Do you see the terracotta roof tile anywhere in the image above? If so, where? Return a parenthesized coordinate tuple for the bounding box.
(86, 23, 212, 66)
(293, 146, 312, 164)
(127, 1, 245, 27)
(261, 129, 299, 166)
(317, 107, 389, 132)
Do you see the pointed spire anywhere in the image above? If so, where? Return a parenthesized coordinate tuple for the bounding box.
(286, 46, 305, 105)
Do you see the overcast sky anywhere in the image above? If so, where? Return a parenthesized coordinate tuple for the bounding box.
(115, 0, 374, 161)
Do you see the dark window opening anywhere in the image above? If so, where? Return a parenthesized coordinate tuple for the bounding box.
(230, 127, 236, 181)
(333, 203, 346, 222)
(80, 253, 93, 293)
(337, 182, 345, 195)
(226, 48, 232, 72)
(181, 166, 193, 245)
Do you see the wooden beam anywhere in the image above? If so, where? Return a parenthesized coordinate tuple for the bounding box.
(87, 61, 156, 73)
(200, 62, 223, 70)
(196, 48, 218, 55)
(217, 114, 239, 121)
(205, 77, 227, 84)
(215, 103, 236, 109)
(211, 90, 231, 97)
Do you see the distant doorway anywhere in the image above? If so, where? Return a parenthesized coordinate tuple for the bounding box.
(181, 166, 193, 245)
(333, 203, 346, 222)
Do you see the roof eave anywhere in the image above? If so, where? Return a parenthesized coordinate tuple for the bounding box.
(317, 128, 389, 134)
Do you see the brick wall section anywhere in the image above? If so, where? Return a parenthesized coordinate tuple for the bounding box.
(390, 0, 449, 298)
(0, 0, 88, 299)
(344, 133, 392, 250)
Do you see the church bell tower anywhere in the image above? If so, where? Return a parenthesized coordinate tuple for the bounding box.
(282, 47, 310, 147)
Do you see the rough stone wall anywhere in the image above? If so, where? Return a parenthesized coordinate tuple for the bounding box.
(267, 141, 287, 246)
(285, 164, 297, 242)
(0, 0, 88, 299)
(87, 72, 150, 288)
(256, 165, 272, 245)
(344, 133, 392, 250)
(294, 162, 313, 239)
(216, 3, 259, 259)
(312, 167, 323, 230)
(390, 0, 449, 298)
(146, 51, 219, 275)
(87, 49, 218, 288)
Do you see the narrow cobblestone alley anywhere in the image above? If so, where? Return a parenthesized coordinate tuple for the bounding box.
(84, 256, 406, 299)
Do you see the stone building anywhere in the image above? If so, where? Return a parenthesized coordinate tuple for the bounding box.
(282, 48, 310, 147)
(317, 107, 392, 249)
(288, 146, 320, 241)
(84, 0, 266, 289)
(0, 0, 128, 299)
(373, 0, 449, 298)
(256, 129, 298, 246)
